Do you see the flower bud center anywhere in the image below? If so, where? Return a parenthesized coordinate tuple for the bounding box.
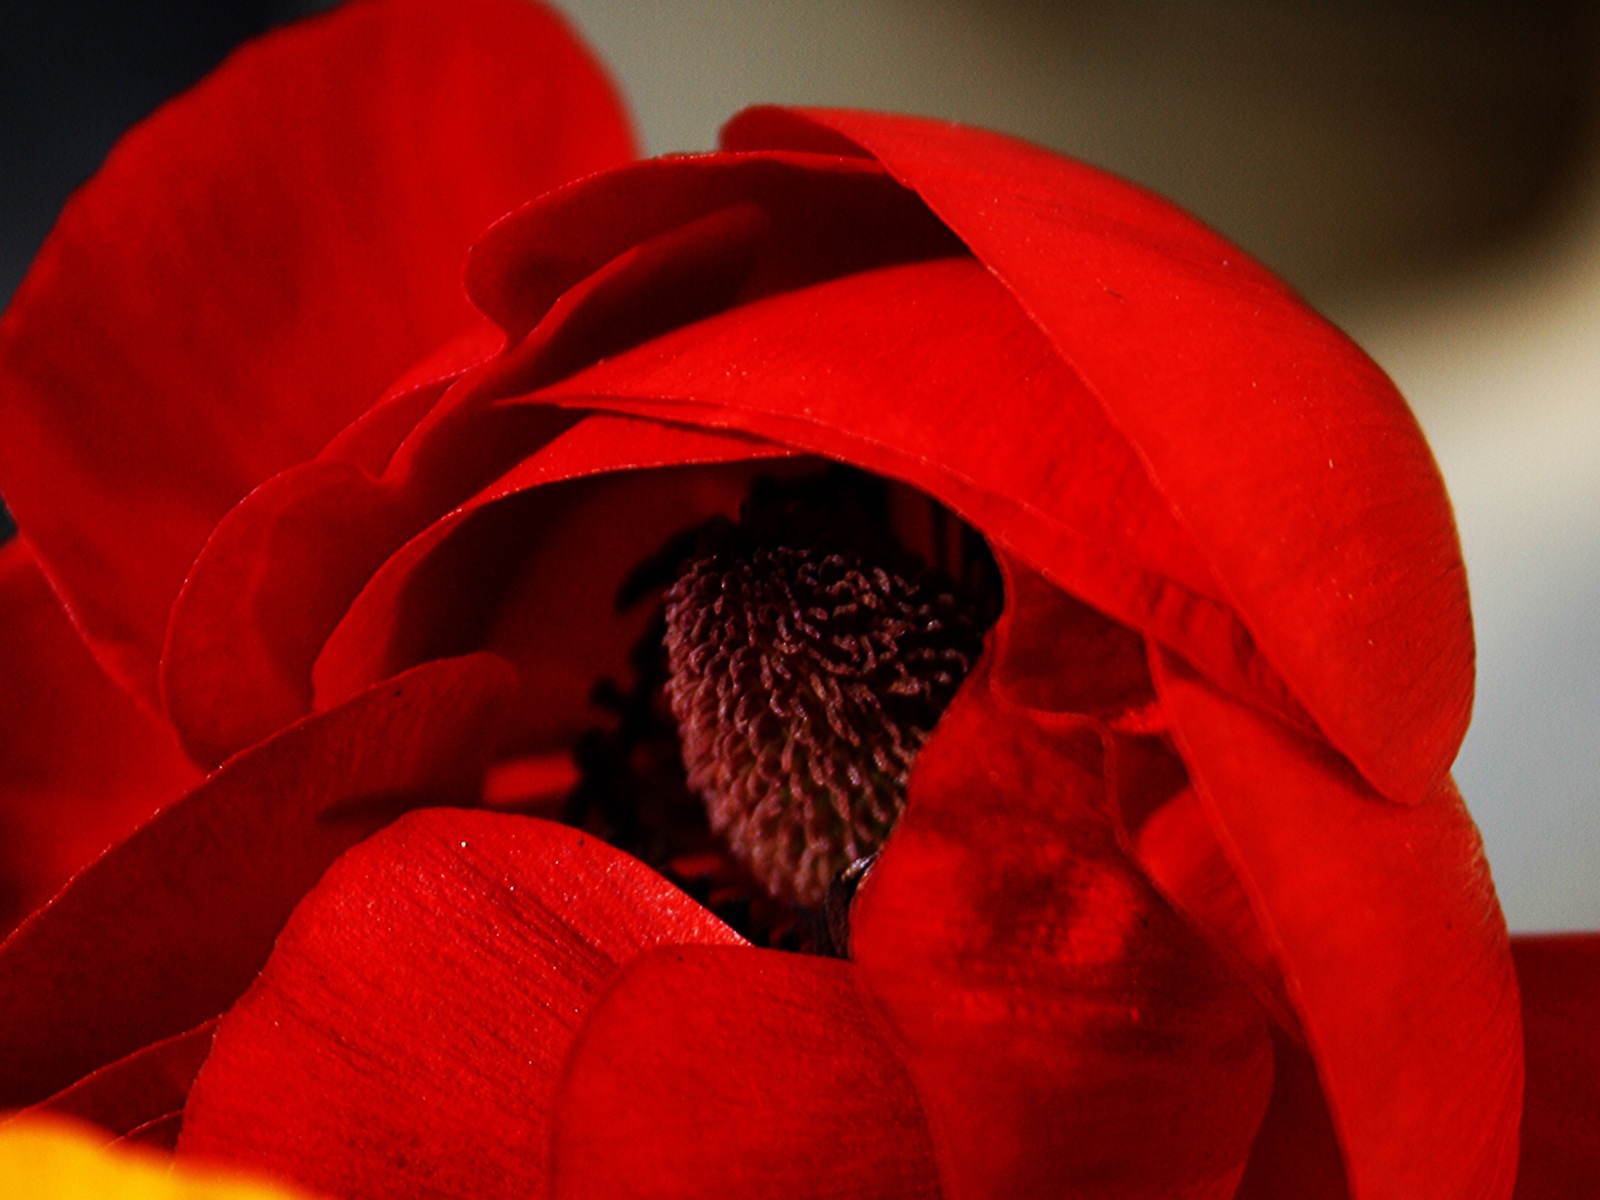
(663, 528, 987, 905)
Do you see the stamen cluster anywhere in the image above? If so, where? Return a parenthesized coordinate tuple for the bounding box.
(663, 538, 985, 905)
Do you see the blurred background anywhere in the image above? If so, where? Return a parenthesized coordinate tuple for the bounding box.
(2, 0, 1596, 930)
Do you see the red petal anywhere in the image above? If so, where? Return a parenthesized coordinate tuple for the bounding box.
(531, 255, 1306, 733)
(1154, 651, 1521, 1198)
(549, 945, 942, 1200)
(25, 1022, 216, 1144)
(849, 586, 1274, 1199)
(310, 416, 790, 725)
(722, 107, 1471, 805)
(1234, 1034, 1351, 1200)
(0, 540, 199, 936)
(1513, 934, 1600, 1198)
(179, 810, 743, 1200)
(0, 653, 517, 1109)
(0, 0, 635, 703)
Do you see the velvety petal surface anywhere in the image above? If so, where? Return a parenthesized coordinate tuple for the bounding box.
(721, 107, 1472, 805)
(1155, 652, 1521, 1199)
(0, 540, 200, 936)
(1513, 934, 1600, 1198)
(0, 653, 517, 1109)
(179, 810, 744, 1200)
(550, 945, 942, 1200)
(847, 573, 1275, 1200)
(0, 0, 635, 702)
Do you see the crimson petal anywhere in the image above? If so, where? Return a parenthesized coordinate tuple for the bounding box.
(179, 810, 743, 1200)
(848, 571, 1274, 1199)
(1513, 934, 1600, 1198)
(1154, 650, 1520, 1197)
(0, 540, 199, 936)
(722, 106, 1471, 806)
(550, 945, 942, 1199)
(0, 653, 517, 1109)
(0, 0, 634, 703)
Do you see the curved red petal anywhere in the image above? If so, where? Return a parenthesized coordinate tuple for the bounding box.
(532, 255, 1308, 731)
(550, 945, 942, 1200)
(849, 578, 1274, 1200)
(0, 653, 517, 1110)
(25, 1022, 216, 1144)
(1154, 651, 1521, 1198)
(310, 418, 790, 723)
(1513, 934, 1600, 1198)
(0, 539, 199, 936)
(0, 0, 635, 703)
(721, 106, 1471, 805)
(179, 810, 742, 1200)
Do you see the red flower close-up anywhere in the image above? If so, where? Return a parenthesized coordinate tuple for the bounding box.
(1, 0, 1596, 1197)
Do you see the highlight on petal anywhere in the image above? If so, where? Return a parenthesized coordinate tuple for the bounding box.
(550, 945, 942, 1200)
(0, 653, 518, 1110)
(1155, 652, 1521, 1199)
(721, 106, 1472, 805)
(0, 1115, 314, 1200)
(1513, 934, 1600, 1198)
(180, 810, 743, 1200)
(0, 539, 200, 937)
(847, 566, 1275, 1200)
(0, 0, 635, 704)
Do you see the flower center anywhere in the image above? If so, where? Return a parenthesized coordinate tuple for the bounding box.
(662, 511, 989, 906)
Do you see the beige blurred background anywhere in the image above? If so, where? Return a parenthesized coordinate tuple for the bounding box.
(551, 0, 1600, 931)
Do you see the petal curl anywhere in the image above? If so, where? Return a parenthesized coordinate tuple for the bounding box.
(550, 945, 942, 1200)
(1513, 934, 1600, 1198)
(722, 106, 1471, 805)
(0, 0, 634, 702)
(179, 810, 743, 1200)
(0, 654, 517, 1109)
(1154, 651, 1520, 1198)
(0, 540, 199, 936)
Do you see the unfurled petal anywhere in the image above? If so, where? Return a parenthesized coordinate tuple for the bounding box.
(1155, 651, 1521, 1198)
(721, 107, 1472, 806)
(550, 945, 942, 1199)
(0, 0, 635, 703)
(0, 654, 517, 1109)
(0, 540, 200, 936)
(1513, 934, 1600, 1198)
(180, 810, 743, 1200)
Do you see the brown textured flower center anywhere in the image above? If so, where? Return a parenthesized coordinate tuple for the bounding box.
(663, 529, 987, 906)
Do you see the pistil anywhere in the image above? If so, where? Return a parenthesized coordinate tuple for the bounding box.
(663, 522, 988, 906)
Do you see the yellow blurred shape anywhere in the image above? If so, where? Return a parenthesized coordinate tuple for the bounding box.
(0, 1116, 312, 1200)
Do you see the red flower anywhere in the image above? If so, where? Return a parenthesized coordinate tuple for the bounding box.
(0, 0, 1594, 1196)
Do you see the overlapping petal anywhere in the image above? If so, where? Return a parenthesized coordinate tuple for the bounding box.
(0, 0, 635, 704)
(0, 653, 517, 1110)
(721, 105, 1472, 808)
(1156, 652, 1521, 1198)
(179, 810, 745, 1200)
(0, 541, 199, 936)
